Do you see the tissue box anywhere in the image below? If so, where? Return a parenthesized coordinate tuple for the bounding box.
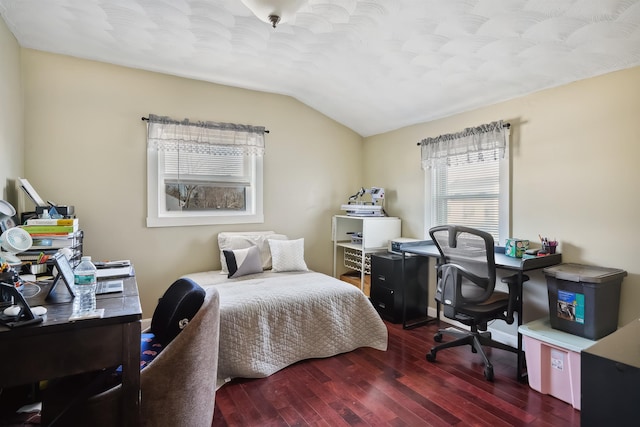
(505, 238, 529, 258)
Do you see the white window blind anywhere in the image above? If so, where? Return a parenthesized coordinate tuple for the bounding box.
(432, 152, 500, 241)
(164, 149, 248, 182)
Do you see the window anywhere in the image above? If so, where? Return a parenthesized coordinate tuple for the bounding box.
(146, 115, 265, 227)
(421, 122, 510, 244)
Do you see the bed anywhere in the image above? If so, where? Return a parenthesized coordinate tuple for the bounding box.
(182, 231, 388, 382)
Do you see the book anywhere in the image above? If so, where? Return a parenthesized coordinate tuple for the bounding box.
(20, 224, 79, 234)
(25, 218, 78, 226)
(30, 237, 76, 249)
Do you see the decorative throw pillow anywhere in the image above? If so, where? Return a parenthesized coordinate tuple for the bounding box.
(150, 278, 205, 346)
(223, 245, 263, 278)
(218, 231, 288, 273)
(268, 238, 309, 272)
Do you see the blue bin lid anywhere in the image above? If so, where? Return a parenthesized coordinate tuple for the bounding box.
(543, 263, 627, 283)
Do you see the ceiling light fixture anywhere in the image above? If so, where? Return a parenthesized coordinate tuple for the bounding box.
(241, 0, 306, 28)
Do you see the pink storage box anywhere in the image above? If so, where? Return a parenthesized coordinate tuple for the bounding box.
(519, 318, 598, 410)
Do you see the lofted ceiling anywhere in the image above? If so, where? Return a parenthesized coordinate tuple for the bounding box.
(1, 0, 640, 137)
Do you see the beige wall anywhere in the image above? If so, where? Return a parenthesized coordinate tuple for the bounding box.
(364, 67, 640, 331)
(20, 49, 363, 316)
(0, 17, 24, 203)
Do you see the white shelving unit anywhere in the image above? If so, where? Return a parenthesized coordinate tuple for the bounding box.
(332, 215, 401, 291)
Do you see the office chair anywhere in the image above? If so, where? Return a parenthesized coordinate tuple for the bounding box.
(426, 225, 524, 381)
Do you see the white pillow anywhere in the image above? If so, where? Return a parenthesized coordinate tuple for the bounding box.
(268, 238, 308, 272)
(218, 231, 288, 273)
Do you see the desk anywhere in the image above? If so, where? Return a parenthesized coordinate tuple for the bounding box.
(0, 275, 142, 426)
(400, 241, 561, 381)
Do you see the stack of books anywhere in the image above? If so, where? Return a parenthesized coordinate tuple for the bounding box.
(17, 218, 82, 264)
(21, 218, 79, 248)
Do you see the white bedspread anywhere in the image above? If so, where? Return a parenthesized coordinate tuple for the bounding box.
(182, 270, 388, 381)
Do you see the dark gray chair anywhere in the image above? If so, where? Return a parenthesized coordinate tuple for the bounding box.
(426, 225, 524, 381)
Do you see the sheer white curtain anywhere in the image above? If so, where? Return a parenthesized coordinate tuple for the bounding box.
(419, 120, 508, 169)
(146, 114, 266, 156)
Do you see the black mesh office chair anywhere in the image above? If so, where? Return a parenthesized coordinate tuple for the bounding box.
(426, 225, 525, 381)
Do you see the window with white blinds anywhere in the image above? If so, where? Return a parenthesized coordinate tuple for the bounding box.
(422, 121, 510, 245)
(430, 152, 501, 242)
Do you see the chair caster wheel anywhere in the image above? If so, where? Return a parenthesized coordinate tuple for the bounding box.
(426, 350, 436, 362)
(484, 365, 494, 381)
(434, 333, 443, 343)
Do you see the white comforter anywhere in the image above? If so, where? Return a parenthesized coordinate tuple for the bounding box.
(182, 270, 388, 381)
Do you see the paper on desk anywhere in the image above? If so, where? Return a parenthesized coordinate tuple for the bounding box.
(69, 308, 105, 321)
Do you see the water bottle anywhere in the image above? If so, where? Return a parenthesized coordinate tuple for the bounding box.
(73, 256, 97, 314)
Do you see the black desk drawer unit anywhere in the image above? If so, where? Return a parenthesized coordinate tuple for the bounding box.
(370, 253, 427, 323)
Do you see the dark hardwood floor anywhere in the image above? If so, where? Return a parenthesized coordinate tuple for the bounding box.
(212, 320, 580, 426)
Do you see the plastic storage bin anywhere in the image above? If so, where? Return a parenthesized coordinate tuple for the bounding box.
(543, 263, 626, 340)
(519, 318, 597, 410)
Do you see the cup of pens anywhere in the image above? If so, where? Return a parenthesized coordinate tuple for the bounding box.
(540, 236, 558, 254)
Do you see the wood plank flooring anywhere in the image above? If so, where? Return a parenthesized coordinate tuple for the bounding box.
(212, 320, 580, 426)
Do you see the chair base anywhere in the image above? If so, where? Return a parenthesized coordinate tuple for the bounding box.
(426, 326, 518, 381)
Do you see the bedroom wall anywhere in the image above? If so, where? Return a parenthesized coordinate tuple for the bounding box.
(0, 16, 23, 204)
(20, 49, 363, 316)
(364, 66, 640, 336)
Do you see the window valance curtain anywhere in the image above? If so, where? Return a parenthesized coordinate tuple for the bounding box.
(146, 114, 266, 156)
(419, 120, 508, 170)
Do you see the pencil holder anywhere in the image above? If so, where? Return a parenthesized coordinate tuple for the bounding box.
(542, 241, 558, 254)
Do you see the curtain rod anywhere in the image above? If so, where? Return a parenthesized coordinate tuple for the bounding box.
(141, 116, 269, 133)
(416, 121, 510, 146)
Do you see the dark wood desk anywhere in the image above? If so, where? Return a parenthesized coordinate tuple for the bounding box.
(0, 275, 142, 426)
(400, 241, 562, 381)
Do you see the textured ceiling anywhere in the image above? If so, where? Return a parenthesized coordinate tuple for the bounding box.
(1, 0, 640, 136)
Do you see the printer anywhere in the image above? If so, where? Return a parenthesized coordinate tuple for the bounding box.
(388, 237, 422, 254)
